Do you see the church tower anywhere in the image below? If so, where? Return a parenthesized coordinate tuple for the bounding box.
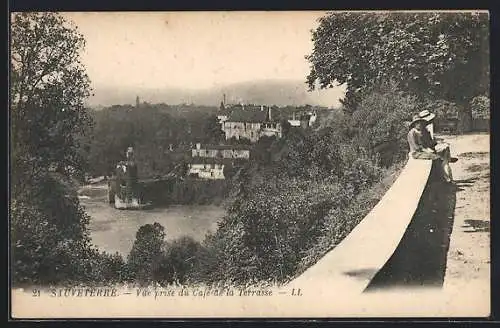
(219, 93, 226, 111)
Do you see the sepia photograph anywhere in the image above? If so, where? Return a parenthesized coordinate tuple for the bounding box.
(9, 10, 490, 318)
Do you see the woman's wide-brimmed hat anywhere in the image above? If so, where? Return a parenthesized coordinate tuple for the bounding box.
(409, 114, 427, 129)
(418, 109, 436, 122)
(409, 110, 437, 129)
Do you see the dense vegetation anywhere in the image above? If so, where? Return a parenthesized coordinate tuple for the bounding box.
(140, 178, 229, 206)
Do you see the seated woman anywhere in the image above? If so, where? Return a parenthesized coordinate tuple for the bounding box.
(417, 110, 458, 163)
(407, 112, 457, 183)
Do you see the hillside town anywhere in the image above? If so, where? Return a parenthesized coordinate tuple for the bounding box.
(186, 97, 318, 180)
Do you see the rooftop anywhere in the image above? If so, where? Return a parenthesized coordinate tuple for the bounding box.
(227, 109, 267, 123)
(225, 106, 285, 123)
(217, 108, 232, 116)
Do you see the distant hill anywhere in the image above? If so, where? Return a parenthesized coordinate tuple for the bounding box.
(87, 79, 345, 109)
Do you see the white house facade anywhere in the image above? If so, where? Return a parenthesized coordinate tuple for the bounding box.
(187, 162, 225, 180)
(191, 143, 251, 160)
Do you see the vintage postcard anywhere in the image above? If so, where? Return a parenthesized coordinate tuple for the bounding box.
(9, 10, 490, 319)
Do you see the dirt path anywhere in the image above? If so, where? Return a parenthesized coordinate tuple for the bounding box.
(440, 133, 490, 295)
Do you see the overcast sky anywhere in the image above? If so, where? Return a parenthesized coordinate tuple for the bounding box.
(63, 11, 332, 91)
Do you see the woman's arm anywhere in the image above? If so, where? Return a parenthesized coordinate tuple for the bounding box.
(407, 129, 423, 152)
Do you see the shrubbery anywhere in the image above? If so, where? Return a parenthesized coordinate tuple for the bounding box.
(114, 223, 205, 286)
(10, 174, 130, 286)
(189, 179, 346, 283)
(158, 236, 203, 284)
(11, 171, 94, 285)
(127, 223, 166, 284)
(89, 251, 129, 284)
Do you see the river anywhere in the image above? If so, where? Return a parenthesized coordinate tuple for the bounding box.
(78, 184, 226, 256)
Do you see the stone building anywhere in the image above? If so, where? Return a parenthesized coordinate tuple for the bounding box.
(222, 105, 282, 142)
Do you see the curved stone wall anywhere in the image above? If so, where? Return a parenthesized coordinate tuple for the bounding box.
(287, 156, 435, 295)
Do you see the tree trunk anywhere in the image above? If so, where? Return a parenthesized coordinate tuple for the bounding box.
(456, 107, 473, 134)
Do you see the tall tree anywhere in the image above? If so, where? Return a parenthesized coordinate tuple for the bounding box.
(10, 12, 95, 284)
(11, 12, 93, 189)
(306, 11, 489, 132)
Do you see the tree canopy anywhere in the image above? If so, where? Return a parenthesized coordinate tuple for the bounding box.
(306, 11, 489, 132)
(11, 12, 93, 187)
